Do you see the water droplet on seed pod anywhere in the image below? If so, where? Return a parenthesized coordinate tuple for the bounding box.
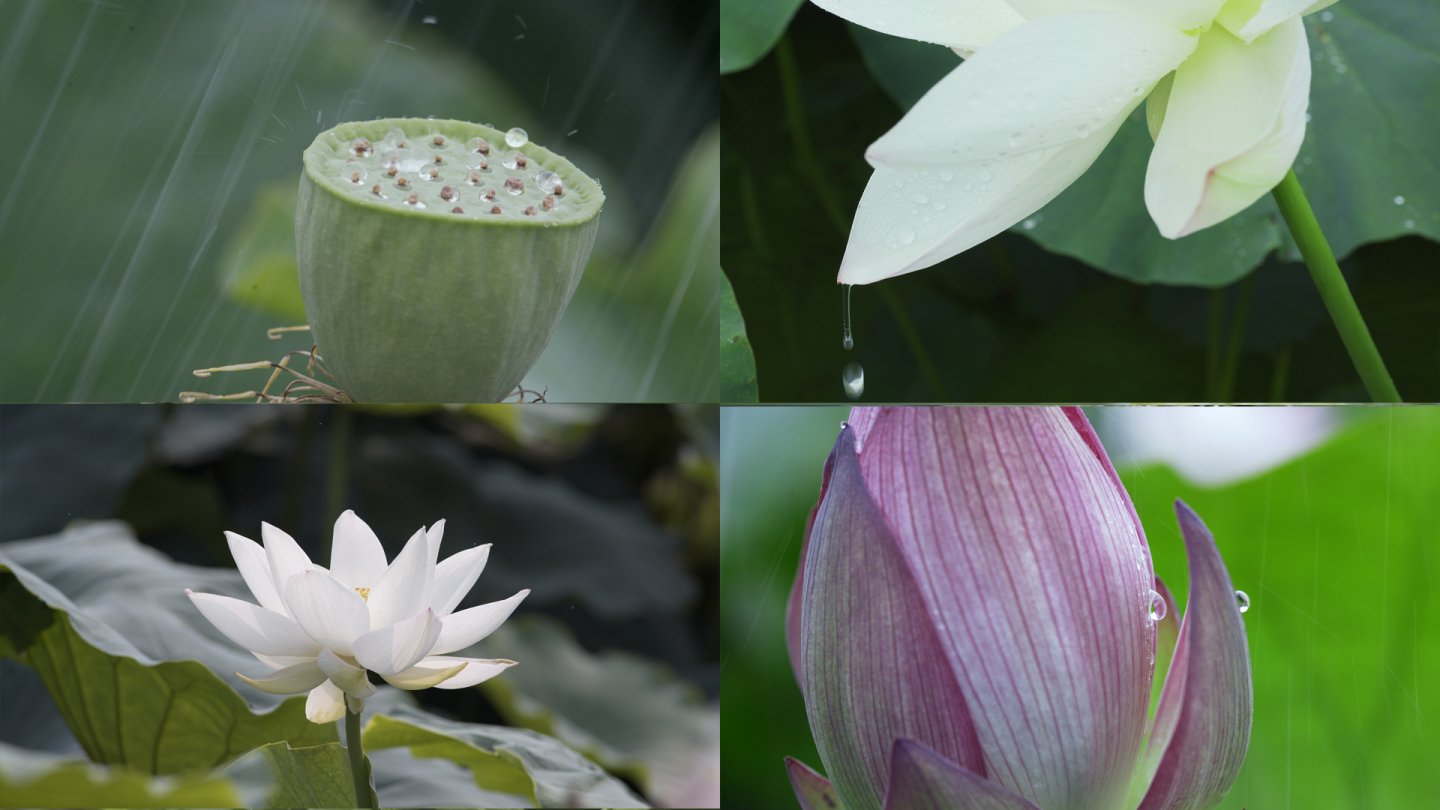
(467, 137, 490, 155)
(536, 171, 561, 194)
(490, 205, 502, 214)
(350, 137, 373, 157)
(505, 127, 528, 147)
(503, 150, 526, 170)
(504, 177, 524, 195)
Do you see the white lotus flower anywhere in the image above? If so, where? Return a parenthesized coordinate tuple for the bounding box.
(186, 510, 528, 723)
(819, 0, 1333, 284)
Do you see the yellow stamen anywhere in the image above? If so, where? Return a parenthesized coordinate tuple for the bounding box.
(355, 587, 370, 601)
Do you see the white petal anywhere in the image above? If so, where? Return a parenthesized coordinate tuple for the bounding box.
(366, 527, 433, 630)
(352, 608, 443, 676)
(262, 522, 313, 595)
(837, 108, 1130, 284)
(425, 519, 446, 561)
(186, 589, 322, 657)
(225, 532, 288, 617)
(1144, 19, 1308, 238)
(428, 544, 491, 617)
(1007, 0, 1224, 31)
(254, 652, 318, 669)
(430, 590, 529, 655)
(864, 11, 1196, 169)
(809, 0, 1024, 52)
(327, 510, 389, 590)
(379, 657, 470, 690)
(317, 647, 378, 698)
(236, 660, 329, 695)
(1215, 0, 1334, 43)
(428, 657, 517, 690)
(281, 569, 371, 656)
(306, 681, 346, 723)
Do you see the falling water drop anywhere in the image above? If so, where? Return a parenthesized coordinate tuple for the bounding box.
(842, 362, 865, 400)
(841, 284, 854, 350)
(1147, 590, 1167, 622)
(505, 127, 529, 147)
(1235, 590, 1250, 613)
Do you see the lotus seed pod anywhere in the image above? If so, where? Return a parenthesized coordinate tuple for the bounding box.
(297, 118, 602, 402)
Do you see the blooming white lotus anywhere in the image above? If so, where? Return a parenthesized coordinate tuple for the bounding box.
(186, 510, 528, 723)
(818, 0, 1333, 284)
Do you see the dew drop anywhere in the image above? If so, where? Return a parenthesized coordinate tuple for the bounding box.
(841, 284, 854, 350)
(504, 177, 524, 195)
(940, 170, 954, 181)
(842, 362, 865, 400)
(977, 169, 993, 181)
(467, 136, 491, 155)
(464, 169, 485, 186)
(505, 127, 528, 147)
(1235, 590, 1250, 613)
(346, 166, 367, 184)
(483, 188, 498, 201)
(1147, 590, 1167, 622)
(1394, 195, 1405, 205)
(542, 196, 556, 211)
(383, 127, 406, 148)
(899, 228, 915, 245)
(349, 137, 373, 157)
(911, 192, 929, 204)
(503, 150, 527, 170)
(440, 185, 458, 202)
(420, 165, 442, 181)
(536, 170, 561, 194)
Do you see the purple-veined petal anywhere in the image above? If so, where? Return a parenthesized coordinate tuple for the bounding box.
(262, 522, 313, 595)
(855, 408, 1154, 810)
(225, 532, 288, 617)
(1215, 0, 1335, 42)
(785, 441, 838, 686)
(328, 510, 389, 590)
(1144, 19, 1309, 238)
(281, 569, 371, 657)
(317, 647, 378, 698)
(406, 655, 515, 690)
(809, 0, 1024, 53)
(1136, 502, 1252, 810)
(1126, 576, 1182, 807)
(428, 544, 491, 617)
(186, 590, 322, 657)
(236, 660, 329, 695)
(864, 12, 1195, 170)
(307, 680, 346, 723)
(835, 109, 1129, 285)
(366, 527, 434, 630)
(885, 739, 1044, 810)
(352, 608, 442, 676)
(800, 425, 986, 810)
(379, 656, 471, 690)
(786, 757, 843, 810)
(429, 590, 529, 655)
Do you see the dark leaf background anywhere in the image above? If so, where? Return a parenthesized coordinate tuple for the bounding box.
(720, 3, 1440, 403)
(0, 403, 718, 807)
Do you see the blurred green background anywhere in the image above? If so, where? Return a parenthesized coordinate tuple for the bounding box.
(1, 403, 718, 807)
(721, 405, 1440, 809)
(0, 0, 718, 402)
(720, 1, 1440, 402)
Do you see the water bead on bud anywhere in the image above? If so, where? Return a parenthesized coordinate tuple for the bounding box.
(440, 185, 458, 202)
(464, 169, 485, 186)
(504, 177, 524, 195)
(346, 165, 367, 184)
(542, 196, 556, 211)
(505, 127, 528, 147)
(535, 170, 561, 194)
(467, 136, 490, 155)
(350, 137, 373, 157)
(503, 150, 526, 170)
(524, 206, 537, 216)
(490, 205, 502, 214)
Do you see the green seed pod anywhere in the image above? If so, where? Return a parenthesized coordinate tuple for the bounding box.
(296, 118, 602, 402)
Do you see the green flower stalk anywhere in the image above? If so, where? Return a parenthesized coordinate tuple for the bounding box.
(296, 118, 603, 402)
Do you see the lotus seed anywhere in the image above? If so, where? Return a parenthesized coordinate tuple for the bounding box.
(421, 166, 441, 181)
(451, 206, 464, 214)
(542, 196, 556, 211)
(483, 188, 497, 200)
(504, 177, 524, 195)
(505, 127, 528, 147)
(346, 166, 367, 184)
(503, 150, 526, 170)
(524, 206, 537, 216)
(467, 156, 489, 171)
(490, 205, 502, 214)
(350, 137, 373, 157)
(370, 184, 384, 196)
(405, 194, 425, 208)
(467, 136, 490, 155)
(386, 166, 399, 176)
(432, 134, 446, 148)
(396, 176, 411, 187)
(440, 185, 458, 201)
(536, 171, 561, 194)
(433, 154, 444, 165)
(464, 169, 484, 186)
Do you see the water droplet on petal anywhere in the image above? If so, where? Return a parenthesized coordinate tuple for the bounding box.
(1236, 590, 1250, 613)
(977, 169, 993, 181)
(1147, 590, 1167, 622)
(504, 177, 524, 195)
(842, 362, 865, 400)
(899, 228, 915, 245)
(505, 127, 528, 147)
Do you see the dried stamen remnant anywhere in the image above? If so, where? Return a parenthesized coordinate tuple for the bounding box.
(440, 185, 458, 201)
(542, 196, 556, 211)
(350, 137, 373, 157)
(451, 206, 464, 214)
(504, 177, 524, 196)
(490, 205, 502, 214)
(524, 206, 537, 216)
(466, 136, 490, 155)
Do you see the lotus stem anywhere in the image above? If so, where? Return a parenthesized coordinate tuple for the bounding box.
(1271, 169, 1401, 402)
(345, 702, 377, 809)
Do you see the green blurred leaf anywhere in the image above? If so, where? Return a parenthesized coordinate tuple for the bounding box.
(845, 1, 1440, 286)
(478, 615, 720, 808)
(253, 740, 372, 809)
(362, 703, 649, 808)
(721, 269, 759, 402)
(0, 556, 335, 776)
(721, 0, 806, 74)
(0, 741, 242, 809)
(221, 182, 306, 323)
